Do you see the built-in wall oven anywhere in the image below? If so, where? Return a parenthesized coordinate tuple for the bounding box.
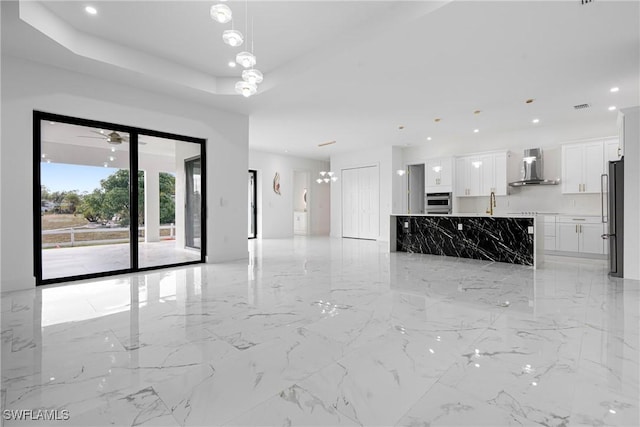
(425, 192, 452, 214)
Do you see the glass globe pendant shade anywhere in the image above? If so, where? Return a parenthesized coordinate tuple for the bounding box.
(222, 29, 244, 47)
(242, 69, 263, 85)
(235, 81, 257, 98)
(210, 4, 232, 23)
(236, 51, 256, 68)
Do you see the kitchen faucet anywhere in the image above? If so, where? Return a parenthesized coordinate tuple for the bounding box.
(486, 191, 496, 215)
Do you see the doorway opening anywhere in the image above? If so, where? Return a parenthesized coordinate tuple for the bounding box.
(248, 170, 257, 239)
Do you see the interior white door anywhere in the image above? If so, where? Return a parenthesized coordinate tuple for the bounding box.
(341, 165, 379, 240)
(359, 166, 379, 240)
(342, 168, 359, 238)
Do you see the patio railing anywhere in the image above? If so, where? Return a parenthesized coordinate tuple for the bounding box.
(42, 224, 175, 248)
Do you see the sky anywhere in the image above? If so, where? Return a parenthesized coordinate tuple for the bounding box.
(41, 163, 119, 193)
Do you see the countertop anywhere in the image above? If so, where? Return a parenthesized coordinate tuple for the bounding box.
(391, 213, 539, 219)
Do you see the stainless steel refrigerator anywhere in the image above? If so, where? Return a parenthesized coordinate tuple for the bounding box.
(602, 158, 624, 277)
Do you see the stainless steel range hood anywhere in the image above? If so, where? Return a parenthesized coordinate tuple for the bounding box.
(509, 148, 558, 187)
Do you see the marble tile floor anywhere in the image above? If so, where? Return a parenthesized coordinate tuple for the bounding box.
(1, 237, 638, 426)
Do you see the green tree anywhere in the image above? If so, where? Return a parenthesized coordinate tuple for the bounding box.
(62, 191, 81, 214)
(78, 189, 105, 222)
(159, 172, 175, 224)
(77, 169, 175, 227)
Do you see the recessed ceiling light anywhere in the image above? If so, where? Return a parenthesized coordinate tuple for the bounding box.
(525, 98, 535, 104)
(608, 106, 617, 111)
(85, 6, 97, 15)
(473, 129, 479, 133)
(610, 87, 619, 93)
(228, 61, 236, 68)
(532, 118, 540, 124)
(49, 121, 55, 125)
(427, 137, 432, 141)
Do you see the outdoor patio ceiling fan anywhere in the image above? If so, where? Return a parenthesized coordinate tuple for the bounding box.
(79, 130, 146, 145)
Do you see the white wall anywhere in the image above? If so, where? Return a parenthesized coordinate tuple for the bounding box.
(330, 145, 394, 241)
(1, 56, 249, 292)
(402, 120, 618, 216)
(248, 150, 330, 238)
(621, 106, 640, 280)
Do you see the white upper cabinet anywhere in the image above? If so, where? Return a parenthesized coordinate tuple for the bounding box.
(425, 157, 453, 193)
(456, 151, 507, 197)
(584, 141, 604, 193)
(604, 138, 622, 164)
(561, 138, 618, 194)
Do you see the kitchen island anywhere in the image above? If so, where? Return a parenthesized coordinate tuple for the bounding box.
(390, 214, 544, 268)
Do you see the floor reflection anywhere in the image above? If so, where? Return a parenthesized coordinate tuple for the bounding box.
(1, 238, 638, 426)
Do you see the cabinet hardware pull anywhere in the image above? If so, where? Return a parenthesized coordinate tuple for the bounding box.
(572, 218, 585, 221)
(575, 224, 578, 233)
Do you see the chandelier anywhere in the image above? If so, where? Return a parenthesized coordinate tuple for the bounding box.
(316, 171, 337, 184)
(211, 0, 263, 98)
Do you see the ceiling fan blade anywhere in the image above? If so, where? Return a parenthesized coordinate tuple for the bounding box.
(77, 136, 106, 139)
(90, 130, 107, 136)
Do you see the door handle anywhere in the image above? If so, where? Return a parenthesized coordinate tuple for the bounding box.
(601, 234, 612, 239)
(601, 174, 608, 223)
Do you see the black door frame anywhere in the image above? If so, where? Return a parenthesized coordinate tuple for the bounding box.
(185, 155, 202, 249)
(33, 111, 207, 286)
(248, 170, 257, 239)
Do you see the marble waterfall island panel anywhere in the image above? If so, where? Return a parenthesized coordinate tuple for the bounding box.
(396, 216, 534, 266)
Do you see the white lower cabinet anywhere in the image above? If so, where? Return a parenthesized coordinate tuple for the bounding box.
(555, 216, 604, 255)
(543, 215, 556, 251)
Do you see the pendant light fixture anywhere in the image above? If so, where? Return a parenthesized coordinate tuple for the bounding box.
(241, 18, 263, 84)
(235, 81, 257, 97)
(242, 69, 263, 84)
(210, 4, 232, 23)
(222, 19, 243, 47)
(236, 51, 256, 68)
(236, 0, 256, 69)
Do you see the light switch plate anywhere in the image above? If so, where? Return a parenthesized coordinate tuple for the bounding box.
(404, 222, 409, 228)
(528, 226, 534, 234)
(458, 224, 463, 230)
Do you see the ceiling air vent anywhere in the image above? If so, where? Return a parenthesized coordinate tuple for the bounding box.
(573, 103, 591, 110)
(580, 0, 593, 5)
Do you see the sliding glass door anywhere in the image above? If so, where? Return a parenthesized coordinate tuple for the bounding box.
(37, 120, 132, 280)
(34, 111, 206, 285)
